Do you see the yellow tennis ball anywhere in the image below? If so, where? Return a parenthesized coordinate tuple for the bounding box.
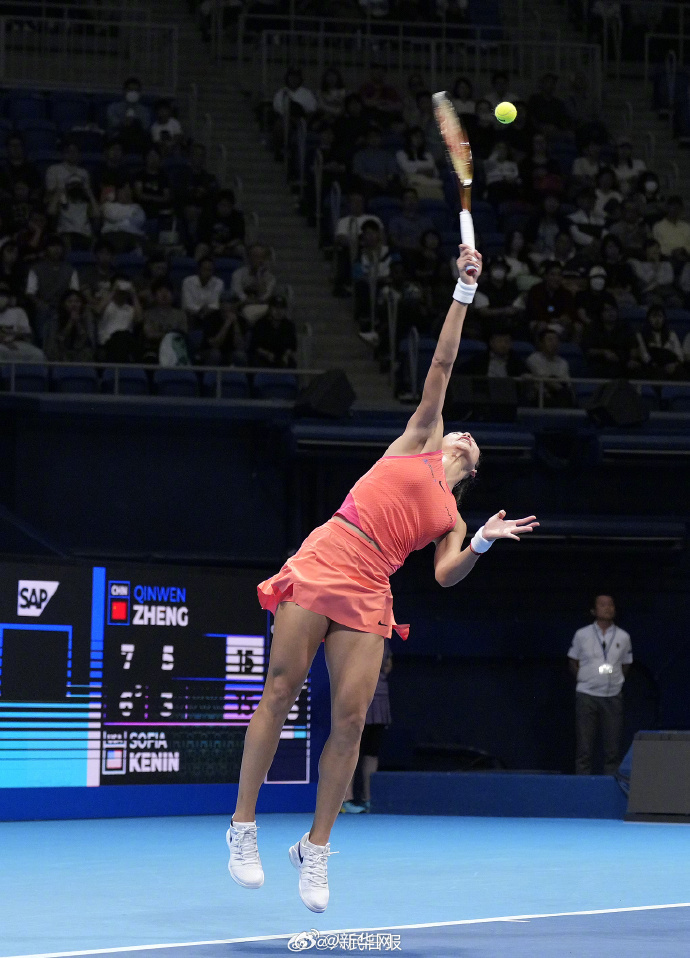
(495, 101, 517, 124)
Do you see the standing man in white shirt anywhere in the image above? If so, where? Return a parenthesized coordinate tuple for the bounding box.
(568, 594, 633, 775)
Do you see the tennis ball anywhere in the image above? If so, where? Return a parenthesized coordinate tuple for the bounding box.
(495, 101, 517, 124)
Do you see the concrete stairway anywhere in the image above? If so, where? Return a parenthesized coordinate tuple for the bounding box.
(166, 11, 399, 409)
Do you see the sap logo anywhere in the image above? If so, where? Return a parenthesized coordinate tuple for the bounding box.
(17, 580, 60, 617)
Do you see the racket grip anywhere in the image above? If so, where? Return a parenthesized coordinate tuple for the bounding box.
(459, 210, 478, 276)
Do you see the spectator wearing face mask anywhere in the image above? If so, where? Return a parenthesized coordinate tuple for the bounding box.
(107, 77, 152, 153)
(575, 265, 617, 334)
(476, 258, 522, 335)
(0, 281, 45, 362)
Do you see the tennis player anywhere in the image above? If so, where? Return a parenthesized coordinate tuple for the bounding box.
(227, 244, 538, 912)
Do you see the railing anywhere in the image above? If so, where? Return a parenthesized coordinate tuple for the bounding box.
(258, 31, 602, 108)
(2, 1, 154, 22)
(217, 6, 532, 69)
(0, 17, 179, 92)
(0, 361, 324, 398)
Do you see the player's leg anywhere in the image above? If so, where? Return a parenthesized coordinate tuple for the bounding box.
(289, 622, 382, 911)
(234, 601, 329, 822)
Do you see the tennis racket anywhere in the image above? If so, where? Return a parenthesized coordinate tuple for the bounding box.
(432, 90, 477, 276)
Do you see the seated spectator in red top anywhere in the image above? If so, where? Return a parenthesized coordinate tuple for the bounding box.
(248, 293, 297, 368)
(0, 135, 41, 199)
(582, 300, 637, 379)
(526, 260, 578, 339)
(527, 73, 570, 133)
(194, 189, 246, 260)
(359, 65, 403, 126)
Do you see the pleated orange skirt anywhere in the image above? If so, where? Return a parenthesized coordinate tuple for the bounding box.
(257, 518, 409, 640)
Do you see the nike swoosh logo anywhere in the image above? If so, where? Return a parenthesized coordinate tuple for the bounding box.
(439, 480, 445, 492)
(378, 620, 388, 627)
(298, 843, 303, 864)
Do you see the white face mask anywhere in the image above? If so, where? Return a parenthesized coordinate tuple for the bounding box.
(125, 90, 140, 104)
(590, 277, 606, 292)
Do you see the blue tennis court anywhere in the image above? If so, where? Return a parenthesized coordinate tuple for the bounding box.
(1, 814, 689, 957)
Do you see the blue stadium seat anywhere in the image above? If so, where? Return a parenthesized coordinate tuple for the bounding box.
(663, 385, 690, 412)
(618, 306, 646, 326)
(1, 364, 49, 392)
(30, 149, 61, 175)
(511, 340, 534, 358)
(638, 384, 660, 413)
(49, 93, 90, 131)
(560, 342, 586, 377)
(202, 370, 250, 399)
(18, 123, 58, 154)
(102, 367, 149, 396)
(113, 252, 147, 278)
(170, 256, 199, 284)
(398, 335, 437, 388)
(253, 372, 298, 401)
(67, 251, 96, 269)
(6, 93, 47, 123)
(0, 118, 12, 148)
(154, 369, 199, 397)
(418, 199, 453, 232)
(52, 365, 99, 394)
(368, 196, 402, 227)
(68, 129, 106, 154)
(91, 94, 115, 130)
(471, 200, 498, 235)
(455, 340, 487, 368)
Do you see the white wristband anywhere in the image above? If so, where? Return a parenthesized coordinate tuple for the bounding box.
(470, 525, 493, 555)
(452, 278, 477, 304)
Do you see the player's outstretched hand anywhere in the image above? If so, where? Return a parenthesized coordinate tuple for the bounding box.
(482, 510, 539, 542)
(457, 245, 482, 282)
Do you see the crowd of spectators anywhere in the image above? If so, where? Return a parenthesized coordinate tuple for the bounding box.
(270, 62, 690, 399)
(0, 77, 297, 372)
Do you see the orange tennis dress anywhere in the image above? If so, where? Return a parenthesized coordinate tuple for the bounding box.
(257, 450, 457, 640)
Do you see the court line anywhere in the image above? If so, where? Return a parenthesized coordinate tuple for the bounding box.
(6, 901, 690, 958)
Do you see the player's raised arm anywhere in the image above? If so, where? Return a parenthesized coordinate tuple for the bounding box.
(385, 245, 482, 457)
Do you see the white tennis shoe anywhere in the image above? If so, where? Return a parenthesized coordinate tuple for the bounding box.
(288, 832, 338, 913)
(226, 820, 264, 888)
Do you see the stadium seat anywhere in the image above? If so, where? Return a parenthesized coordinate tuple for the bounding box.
(560, 343, 586, 377)
(471, 200, 498, 234)
(67, 251, 96, 269)
(368, 197, 402, 227)
(154, 369, 199, 398)
(511, 340, 534, 358)
(253, 372, 298, 401)
(663, 385, 690, 412)
(68, 129, 106, 154)
(1, 364, 49, 392)
(17, 122, 59, 154)
(455, 340, 488, 370)
(418, 199, 454, 232)
(51, 365, 99, 394)
(102, 367, 149, 396)
(113, 252, 147, 278)
(170, 256, 199, 284)
(202, 371, 250, 399)
(49, 93, 90, 131)
(30, 149, 61, 175)
(6, 93, 47, 123)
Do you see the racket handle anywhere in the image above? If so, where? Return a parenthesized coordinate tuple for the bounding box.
(459, 210, 478, 276)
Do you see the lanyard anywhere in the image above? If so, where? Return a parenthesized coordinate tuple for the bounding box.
(593, 623, 616, 662)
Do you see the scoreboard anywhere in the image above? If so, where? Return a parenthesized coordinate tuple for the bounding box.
(0, 562, 310, 789)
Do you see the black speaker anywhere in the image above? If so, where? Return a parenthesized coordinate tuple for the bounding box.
(626, 731, 690, 822)
(585, 379, 649, 427)
(443, 375, 518, 422)
(295, 369, 356, 418)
